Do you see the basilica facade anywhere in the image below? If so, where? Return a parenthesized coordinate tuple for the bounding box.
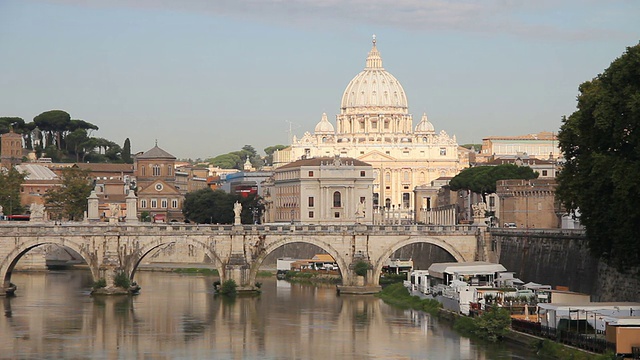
(273, 37, 467, 213)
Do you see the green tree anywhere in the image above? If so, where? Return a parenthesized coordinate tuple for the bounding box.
(33, 110, 71, 149)
(264, 144, 288, 166)
(44, 167, 93, 221)
(449, 164, 538, 196)
(0, 167, 27, 215)
(556, 43, 640, 271)
(0, 117, 26, 134)
(122, 138, 132, 163)
(182, 188, 237, 224)
(209, 153, 242, 169)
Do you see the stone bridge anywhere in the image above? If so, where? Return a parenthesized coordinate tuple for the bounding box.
(0, 223, 481, 295)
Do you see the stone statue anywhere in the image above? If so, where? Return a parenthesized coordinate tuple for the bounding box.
(29, 203, 45, 221)
(472, 202, 487, 217)
(109, 203, 121, 220)
(233, 201, 242, 225)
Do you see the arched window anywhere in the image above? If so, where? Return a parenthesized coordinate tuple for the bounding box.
(333, 191, 342, 208)
(141, 166, 146, 176)
(153, 164, 161, 176)
(385, 198, 391, 209)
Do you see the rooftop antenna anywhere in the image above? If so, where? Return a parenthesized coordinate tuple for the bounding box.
(285, 120, 300, 143)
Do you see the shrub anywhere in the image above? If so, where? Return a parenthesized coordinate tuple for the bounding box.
(375, 283, 442, 315)
(219, 279, 237, 295)
(354, 261, 371, 277)
(92, 278, 107, 290)
(454, 305, 511, 342)
(113, 271, 131, 289)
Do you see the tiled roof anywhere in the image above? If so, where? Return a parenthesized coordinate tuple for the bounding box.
(136, 145, 176, 160)
(74, 163, 134, 172)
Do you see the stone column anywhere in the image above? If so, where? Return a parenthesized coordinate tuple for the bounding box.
(87, 191, 100, 221)
(125, 191, 138, 223)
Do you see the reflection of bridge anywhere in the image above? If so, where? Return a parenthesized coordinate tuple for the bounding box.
(1, 223, 481, 295)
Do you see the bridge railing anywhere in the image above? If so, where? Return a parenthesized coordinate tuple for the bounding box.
(0, 222, 479, 236)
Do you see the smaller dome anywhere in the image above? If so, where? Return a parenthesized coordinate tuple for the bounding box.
(415, 113, 435, 134)
(314, 113, 335, 134)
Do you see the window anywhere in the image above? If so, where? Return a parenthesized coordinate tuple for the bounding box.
(308, 171, 314, 177)
(161, 199, 168, 208)
(153, 164, 161, 176)
(334, 212, 340, 218)
(333, 191, 341, 207)
(140, 199, 147, 208)
(151, 199, 157, 208)
(403, 171, 409, 182)
(360, 170, 366, 177)
(309, 211, 314, 218)
(385, 198, 391, 208)
(542, 170, 548, 176)
(168, 166, 172, 176)
(141, 166, 146, 176)
(172, 199, 178, 208)
(439, 148, 447, 156)
(360, 196, 366, 204)
(308, 197, 314, 207)
(402, 193, 410, 208)
(373, 193, 379, 207)
(385, 172, 390, 182)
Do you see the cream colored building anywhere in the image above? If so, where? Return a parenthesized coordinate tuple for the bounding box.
(479, 132, 560, 162)
(268, 157, 373, 225)
(274, 37, 466, 214)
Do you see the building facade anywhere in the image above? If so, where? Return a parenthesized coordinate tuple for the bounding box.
(268, 157, 374, 225)
(134, 144, 183, 222)
(480, 132, 560, 162)
(1, 129, 23, 168)
(273, 37, 465, 214)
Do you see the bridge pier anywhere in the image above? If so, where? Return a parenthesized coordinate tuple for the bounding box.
(224, 254, 258, 293)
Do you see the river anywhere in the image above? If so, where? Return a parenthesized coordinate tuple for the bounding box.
(1, 270, 538, 359)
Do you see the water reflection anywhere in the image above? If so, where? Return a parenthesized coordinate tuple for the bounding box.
(1, 271, 536, 359)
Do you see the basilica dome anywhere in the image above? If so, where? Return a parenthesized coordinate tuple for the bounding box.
(314, 112, 334, 134)
(415, 113, 435, 134)
(340, 37, 408, 113)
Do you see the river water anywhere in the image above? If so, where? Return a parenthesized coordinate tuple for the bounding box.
(1, 270, 537, 359)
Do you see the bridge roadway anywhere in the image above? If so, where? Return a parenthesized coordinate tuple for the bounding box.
(0, 222, 480, 295)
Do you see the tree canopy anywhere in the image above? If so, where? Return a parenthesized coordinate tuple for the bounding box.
(182, 188, 262, 224)
(0, 167, 26, 215)
(44, 167, 93, 221)
(449, 164, 538, 195)
(556, 43, 640, 271)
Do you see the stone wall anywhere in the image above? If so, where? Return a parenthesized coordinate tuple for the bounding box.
(492, 229, 640, 302)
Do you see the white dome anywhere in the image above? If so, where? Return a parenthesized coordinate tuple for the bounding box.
(314, 112, 335, 134)
(415, 113, 435, 134)
(340, 37, 408, 113)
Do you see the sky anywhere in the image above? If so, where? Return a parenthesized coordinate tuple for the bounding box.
(1, 0, 639, 160)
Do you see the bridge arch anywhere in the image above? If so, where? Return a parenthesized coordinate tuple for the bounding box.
(248, 236, 349, 286)
(1, 238, 97, 289)
(130, 237, 225, 281)
(371, 237, 467, 286)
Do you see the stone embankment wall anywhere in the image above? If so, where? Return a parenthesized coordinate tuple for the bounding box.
(492, 229, 640, 302)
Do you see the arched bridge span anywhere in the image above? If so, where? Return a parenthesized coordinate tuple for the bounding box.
(0, 223, 480, 295)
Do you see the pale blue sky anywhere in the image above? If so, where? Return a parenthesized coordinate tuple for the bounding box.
(1, 0, 639, 159)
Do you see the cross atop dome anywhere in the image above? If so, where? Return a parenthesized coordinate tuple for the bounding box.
(365, 35, 383, 69)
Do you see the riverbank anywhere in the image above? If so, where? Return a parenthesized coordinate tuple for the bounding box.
(376, 284, 613, 360)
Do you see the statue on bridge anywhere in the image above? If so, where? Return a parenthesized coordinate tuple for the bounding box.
(29, 203, 45, 222)
(233, 201, 242, 225)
